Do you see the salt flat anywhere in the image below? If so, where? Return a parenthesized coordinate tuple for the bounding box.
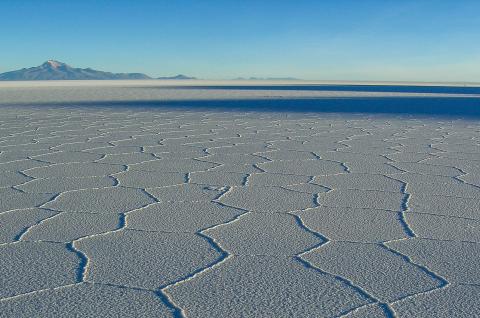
(0, 81, 479, 317)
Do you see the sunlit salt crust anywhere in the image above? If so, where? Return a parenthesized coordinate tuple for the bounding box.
(0, 81, 479, 317)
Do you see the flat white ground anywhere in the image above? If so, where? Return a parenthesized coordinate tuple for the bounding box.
(0, 82, 479, 317)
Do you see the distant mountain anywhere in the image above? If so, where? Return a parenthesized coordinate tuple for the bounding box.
(234, 77, 300, 81)
(0, 60, 151, 81)
(157, 74, 196, 80)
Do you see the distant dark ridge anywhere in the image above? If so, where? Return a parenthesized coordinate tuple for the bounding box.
(157, 74, 196, 80)
(234, 77, 300, 80)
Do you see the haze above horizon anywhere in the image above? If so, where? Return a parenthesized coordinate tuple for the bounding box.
(1, 0, 479, 82)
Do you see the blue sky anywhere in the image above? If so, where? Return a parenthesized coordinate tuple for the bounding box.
(1, 0, 479, 81)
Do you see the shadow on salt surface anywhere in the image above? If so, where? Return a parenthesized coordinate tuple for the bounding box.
(44, 96, 480, 117)
(141, 84, 480, 95)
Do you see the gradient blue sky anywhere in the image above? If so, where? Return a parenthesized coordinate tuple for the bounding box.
(1, 0, 479, 81)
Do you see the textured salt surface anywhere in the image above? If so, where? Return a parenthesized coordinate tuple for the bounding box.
(0, 83, 479, 317)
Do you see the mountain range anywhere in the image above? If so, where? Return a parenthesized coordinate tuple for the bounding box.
(0, 60, 196, 81)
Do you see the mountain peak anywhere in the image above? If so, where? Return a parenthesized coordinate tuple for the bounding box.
(43, 60, 66, 69)
(0, 61, 152, 81)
